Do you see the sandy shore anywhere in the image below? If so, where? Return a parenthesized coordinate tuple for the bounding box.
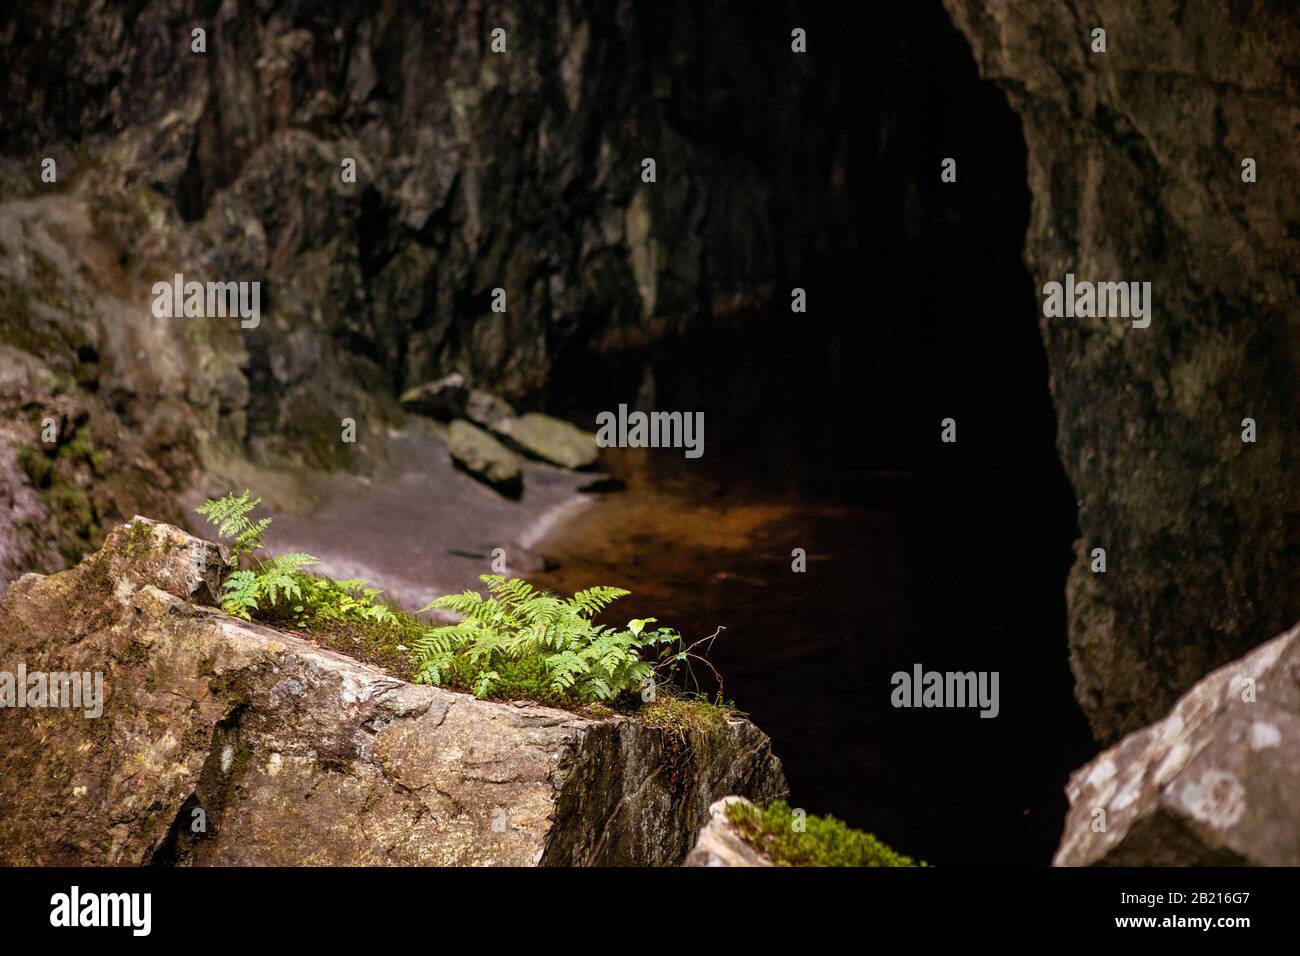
(262, 422, 597, 611)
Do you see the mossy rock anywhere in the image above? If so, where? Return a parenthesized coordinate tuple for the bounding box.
(446, 419, 522, 496)
(722, 798, 923, 867)
(492, 413, 598, 470)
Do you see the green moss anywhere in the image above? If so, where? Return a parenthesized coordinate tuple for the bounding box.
(442, 652, 587, 707)
(61, 434, 91, 458)
(16, 444, 54, 488)
(254, 592, 426, 681)
(48, 485, 95, 562)
(17, 427, 123, 565)
(60, 433, 106, 475)
(726, 799, 924, 868)
(123, 521, 153, 556)
(635, 692, 731, 737)
(54, 373, 78, 396)
(278, 412, 355, 471)
(88, 711, 113, 746)
(0, 283, 59, 358)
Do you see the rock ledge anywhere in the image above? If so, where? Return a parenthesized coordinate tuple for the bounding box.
(0, 518, 786, 866)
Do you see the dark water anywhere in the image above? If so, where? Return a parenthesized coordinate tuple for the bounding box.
(533, 442, 1094, 866)
(535, 152, 1100, 863)
(524, 0, 1102, 862)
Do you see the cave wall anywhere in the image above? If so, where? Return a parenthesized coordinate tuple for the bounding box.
(0, 0, 860, 574)
(1, 0, 851, 411)
(942, 0, 1299, 740)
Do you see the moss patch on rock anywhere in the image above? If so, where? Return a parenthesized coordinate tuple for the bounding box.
(634, 692, 732, 738)
(17, 432, 104, 563)
(726, 798, 923, 867)
(257, 600, 427, 679)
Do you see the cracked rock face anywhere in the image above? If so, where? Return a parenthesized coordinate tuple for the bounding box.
(0, 0, 843, 443)
(942, 0, 1300, 742)
(0, 519, 786, 865)
(1054, 621, 1299, 866)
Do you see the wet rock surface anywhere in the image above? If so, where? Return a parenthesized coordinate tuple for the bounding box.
(943, 0, 1300, 741)
(1055, 622, 1300, 866)
(400, 374, 521, 433)
(257, 423, 595, 612)
(0, 518, 787, 865)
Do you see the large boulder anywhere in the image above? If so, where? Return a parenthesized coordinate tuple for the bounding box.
(942, 0, 1300, 741)
(0, 518, 786, 865)
(465, 390, 518, 432)
(1054, 622, 1300, 866)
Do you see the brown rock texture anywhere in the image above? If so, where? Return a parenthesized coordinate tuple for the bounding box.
(942, 0, 1300, 741)
(0, 518, 786, 865)
(1054, 621, 1299, 866)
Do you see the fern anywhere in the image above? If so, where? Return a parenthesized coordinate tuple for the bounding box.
(196, 490, 270, 563)
(571, 585, 631, 618)
(412, 575, 680, 703)
(219, 570, 261, 620)
(197, 492, 392, 629)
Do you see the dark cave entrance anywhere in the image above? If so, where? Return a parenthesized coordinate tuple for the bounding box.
(544, 2, 1096, 864)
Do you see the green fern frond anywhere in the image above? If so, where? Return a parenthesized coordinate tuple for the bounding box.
(263, 552, 318, 570)
(570, 585, 630, 618)
(425, 590, 486, 616)
(220, 569, 260, 620)
(196, 491, 269, 558)
(405, 575, 699, 705)
(485, 575, 537, 608)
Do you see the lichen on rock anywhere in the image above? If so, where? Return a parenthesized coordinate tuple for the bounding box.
(1054, 622, 1300, 866)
